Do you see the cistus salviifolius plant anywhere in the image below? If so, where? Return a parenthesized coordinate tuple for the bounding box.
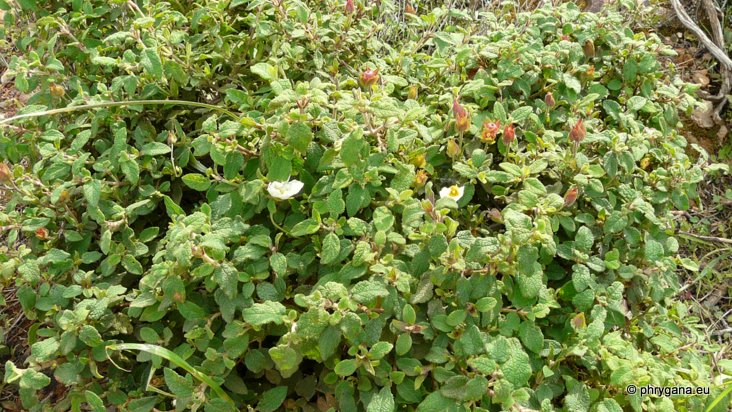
(0, 0, 729, 411)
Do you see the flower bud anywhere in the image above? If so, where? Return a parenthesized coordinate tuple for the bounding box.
(345, 0, 354, 14)
(481, 120, 501, 143)
(569, 119, 586, 143)
(563, 187, 578, 208)
(414, 169, 428, 187)
(583, 39, 595, 58)
(453, 99, 470, 133)
(407, 85, 418, 100)
(0, 163, 10, 182)
(405, 3, 416, 14)
(49, 83, 65, 98)
(545, 92, 555, 107)
(640, 156, 651, 170)
(360, 67, 379, 87)
(502, 123, 515, 145)
(411, 153, 426, 168)
(167, 131, 177, 145)
(488, 208, 503, 223)
(446, 138, 461, 158)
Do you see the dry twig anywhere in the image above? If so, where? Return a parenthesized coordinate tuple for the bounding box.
(670, 0, 732, 121)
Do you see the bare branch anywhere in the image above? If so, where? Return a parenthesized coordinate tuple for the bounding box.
(669, 0, 732, 69)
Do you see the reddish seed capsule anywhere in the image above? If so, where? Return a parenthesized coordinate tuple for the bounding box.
(569, 119, 586, 143)
(481, 120, 501, 143)
(563, 187, 579, 208)
(452, 99, 466, 117)
(345, 0, 354, 13)
(502, 123, 515, 145)
(360, 67, 379, 87)
(35, 228, 49, 240)
(453, 99, 470, 133)
(545, 92, 555, 107)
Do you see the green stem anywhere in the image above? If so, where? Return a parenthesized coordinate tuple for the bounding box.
(0, 100, 239, 125)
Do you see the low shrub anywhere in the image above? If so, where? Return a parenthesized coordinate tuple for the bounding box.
(0, 0, 728, 411)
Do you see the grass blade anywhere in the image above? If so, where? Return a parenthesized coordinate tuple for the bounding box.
(106, 343, 233, 403)
(0, 99, 239, 125)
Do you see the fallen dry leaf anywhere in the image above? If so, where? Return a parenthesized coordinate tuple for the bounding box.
(692, 69, 710, 87)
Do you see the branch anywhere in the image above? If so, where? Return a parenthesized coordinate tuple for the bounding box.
(678, 230, 732, 245)
(669, 0, 732, 70)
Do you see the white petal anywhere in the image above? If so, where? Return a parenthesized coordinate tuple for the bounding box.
(267, 180, 304, 200)
(454, 186, 465, 201)
(283, 180, 304, 197)
(439, 187, 451, 199)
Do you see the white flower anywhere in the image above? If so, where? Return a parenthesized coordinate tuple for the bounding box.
(267, 179, 304, 200)
(439, 185, 464, 201)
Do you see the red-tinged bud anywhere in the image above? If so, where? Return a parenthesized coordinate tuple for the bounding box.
(35, 228, 49, 240)
(455, 114, 470, 133)
(502, 123, 515, 145)
(360, 67, 379, 87)
(452, 99, 466, 117)
(561, 35, 570, 41)
(481, 120, 501, 143)
(345, 0, 354, 14)
(569, 119, 586, 143)
(405, 3, 416, 14)
(488, 208, 503, 223)
(414, 169, 428, 187)
(453, 99, 470, 133)
(563, 187, 579, 208)
(545, 92, 555, 107)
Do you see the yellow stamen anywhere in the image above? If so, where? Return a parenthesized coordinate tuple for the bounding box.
(449, 186, 460, 197)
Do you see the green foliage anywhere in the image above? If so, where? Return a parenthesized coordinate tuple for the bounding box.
(0, 0, 727, 411)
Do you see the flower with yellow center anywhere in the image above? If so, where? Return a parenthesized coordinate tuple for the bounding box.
(439, 185, 464, 201)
